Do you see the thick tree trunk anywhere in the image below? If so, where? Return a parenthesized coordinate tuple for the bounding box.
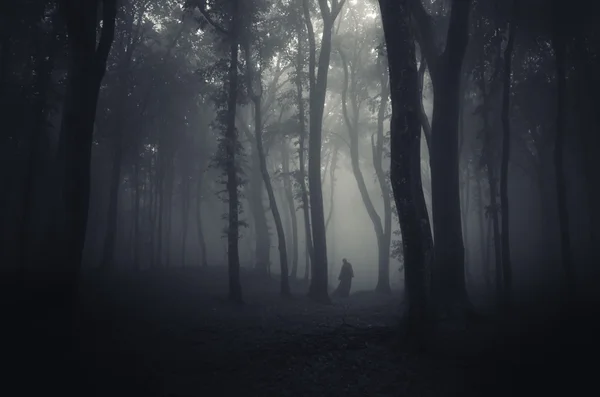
(379, 0, 432, 343)
(413, 0, 472, 311)
(59, 0, 117, 287)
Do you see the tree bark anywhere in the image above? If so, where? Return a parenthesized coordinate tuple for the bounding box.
(282, 141, 299, 278)
(59, 0, 117, 287)
(253, 100, 290, 296)
(379, 0, 432, 343)
(196, 174, 208, 267)
(552, 1, 575, 300)
(226, 0, 243, 303)
(500, 18, 515, 303)
(411, 0, 472, 312)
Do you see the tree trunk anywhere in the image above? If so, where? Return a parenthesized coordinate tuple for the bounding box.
(499, 18, 515, 302)
(196, 175, 208, 267)
(478, 72, 503, 302)
(303, 0, 344, 303)
(59, 0, 117, 287)
(379, 0, 432, 343)
(101, 139, 123, 269)
(461, 164, 471, 282)
(476, 173, 490, 286)
(181, 176, 190, 267)
(295, 10, 314, 273)
(413, 0, 472, 311)
(249, 149, 271, 275)
(552, 3, 575, 300)
(282, 141, 299, 279)
(226, 0, 243, 303)
(373, 58, 393, 294)
(133, 158, 141, 270)
(253, 100, 290, 296)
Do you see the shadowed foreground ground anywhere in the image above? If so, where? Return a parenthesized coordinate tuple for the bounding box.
(6, 266, 600, 396)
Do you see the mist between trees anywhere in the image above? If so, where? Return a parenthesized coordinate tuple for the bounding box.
(1, 0, 599, 335)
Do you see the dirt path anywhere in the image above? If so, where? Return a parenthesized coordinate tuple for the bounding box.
(74, 273, 469, 397)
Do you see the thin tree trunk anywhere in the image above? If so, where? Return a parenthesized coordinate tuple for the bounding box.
(282, 141, 299, 278)
(133, 158, 141, 270)
(500, 18, 515, 302)
(552, 4, 575, 299)
(295, 9, 314, 273)
(253, 99, 290, 296)
(303, 0, 345, 303)
(226, 0, 242, 303)
(181, 176, 190, 267)
(196, 175, 208, 267)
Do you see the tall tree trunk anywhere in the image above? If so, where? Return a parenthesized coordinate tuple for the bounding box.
(295, 9, 314, 274)
(59, 0, 117, 287)
(499, 18, 515, 302)
(379, 0, 432, 343)
(133, 158, 141, 270)
(476, 173, 490, 286)
(101, 139, 123, 269)
(282, 141, 299, 278)
(303, 0, 345, 303)
(167, 167, 175, 267)
(461, 164, 471, 282)
(373, 58, 393, 294)
(249, 149, 271, 274)
(478, 72, 503, 302)
(552, 2, 575, 299)
(181, 176, 190, 267)
(253, 100, 290, 296)
(226, 0, 243, 303)
(196, 175, 208, 267)
(412, 0, 472, 311)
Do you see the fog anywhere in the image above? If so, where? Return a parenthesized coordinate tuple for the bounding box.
(2, 0, 600, 394)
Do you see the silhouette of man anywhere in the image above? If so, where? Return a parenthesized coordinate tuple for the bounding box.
(333, 258, 354, 298)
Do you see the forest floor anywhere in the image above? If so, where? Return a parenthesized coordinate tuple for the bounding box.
(7, 266, 600, 396)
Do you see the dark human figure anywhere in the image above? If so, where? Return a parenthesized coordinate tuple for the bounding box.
(333, 258, 354, 298)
